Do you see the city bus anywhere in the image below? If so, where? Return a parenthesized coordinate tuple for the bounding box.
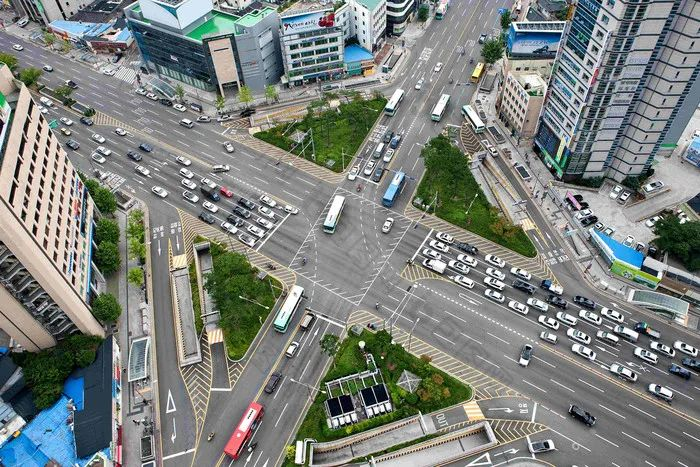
(273, 285, 305, 332)
(461, 105, 485, 133)
(382, 171, 406, 207)
(435, 0, 450, 19)
(431, 94, 451, 122)
(471, 63, 485, 83)
(384, 89, 405, 116)
(224, 401, 264, 460)
(322, 195, 346, 233)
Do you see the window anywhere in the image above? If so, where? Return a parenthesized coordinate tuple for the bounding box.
(601, 15, 609, 25)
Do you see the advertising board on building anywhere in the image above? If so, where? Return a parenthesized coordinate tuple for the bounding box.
(507, 23, 564, 59)
(684, 137, 700, 169)
(281, 10, 335, 36)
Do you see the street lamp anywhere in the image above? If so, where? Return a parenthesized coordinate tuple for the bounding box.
(238, 295, 269, 310)
(408, 317, 420, 351)
(465, 193, 479, 217)
(289, 378, 327, 400)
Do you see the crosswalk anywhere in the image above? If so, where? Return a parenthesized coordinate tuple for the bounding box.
(113, 67, 137, 85)
(463, 401, 485, 421)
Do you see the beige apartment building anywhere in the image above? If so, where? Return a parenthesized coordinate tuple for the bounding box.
(0, 64, 104, 351)
(498, 71, 547, 139)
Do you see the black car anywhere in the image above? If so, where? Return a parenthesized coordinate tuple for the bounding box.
(512, 280, 535, 295)
(576, 201, 590, 210)
(80, 116, 94, 126)
(127, 150, 142, 162)
(198, 212, 215, 224)
(383, 129, 394, 143)
(66, 80, 78, 89)
(226, 214, 244, 227)
(139, 143, 153, 152)
(238, 197, 256, 210)
(569, 404, 596, 426)
(159, 98, 173, 106)
(682, 357, 700, 370)
(264, 372, 282, 394)
(669, 364, 691, 380)
(573, 295, 595, 310)
(371, 166, 384, 182)
(547, 295, 568, 309)
(573, 194, 584, 202)
(580, 216, 598, 227)
(232, 206, 251, 219)
(455, 242, 479, 255)
(66, 139, 80, 150)
(240, 108, 256, 118)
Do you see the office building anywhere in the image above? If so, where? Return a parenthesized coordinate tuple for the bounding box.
(0, 64, 105, 352)
(386, 0, 415, 35)
(534, 0, 700, 182)
(499, 72, 547, 139)
(348, 0, 387, 52)
(126, 0, 282, 94)
(13, 0, 90, 24)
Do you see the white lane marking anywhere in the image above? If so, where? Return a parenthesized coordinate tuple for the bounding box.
(475, 355, 500, 369)
(594, 433, 619, 448)
(533, 356, 555, 368)
(460, 332, 483, 345)
(522, 379, 546, 393)
(433, 332, 455, 345)
(577, 378, 604, 393)
(628, 404, 656, 419)
(487, 332, 508, 345)
(621, 431, 650, 448)
(651, 431, 681, 448)
(683, 431, 700, 442)
(549, 378, 575, 393)
(598, 404, 625, 419)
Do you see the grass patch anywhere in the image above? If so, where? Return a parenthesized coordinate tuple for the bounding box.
(415, 135, 536, 257)
(188, 262, 203, 335)
(291, 330, 472, 450)
(254, 95, 387, 172)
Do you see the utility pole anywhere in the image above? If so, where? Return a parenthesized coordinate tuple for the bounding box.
(408, 317, 421, 351)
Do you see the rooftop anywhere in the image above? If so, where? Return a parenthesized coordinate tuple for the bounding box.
(186, 10, 240, 41)
(353, 0, 383, 10)
(344, 44, 373, 63)
(516, 73, 547, 96)
(281, 0, 343, 16)
(235, 7, 276, 28)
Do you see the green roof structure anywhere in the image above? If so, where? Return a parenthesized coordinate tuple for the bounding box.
(186, 11, 239, 41)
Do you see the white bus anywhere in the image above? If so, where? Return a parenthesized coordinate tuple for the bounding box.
(322, 195, 346, 233)
(384, 89, 405, 116)
(431, 94, 451, 121)
(273, 285, 305, 332)
(461, 105, 485, 133)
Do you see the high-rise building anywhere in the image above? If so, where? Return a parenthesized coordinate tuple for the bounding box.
(534, 0, 700, 182)
(386, 0, 415, 36)
(13, 0, 91, 24)
(0, 64, 104, 351)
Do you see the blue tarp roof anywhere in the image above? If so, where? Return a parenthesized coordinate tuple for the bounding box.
(49, 20, 112, 39)
(595, 230, 644, 267)
(344, 44, 373, 63)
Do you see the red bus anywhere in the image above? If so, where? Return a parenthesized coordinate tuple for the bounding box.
(224, 402, 264, 460)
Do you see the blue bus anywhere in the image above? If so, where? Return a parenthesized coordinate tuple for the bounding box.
(382, 172, 406, 207)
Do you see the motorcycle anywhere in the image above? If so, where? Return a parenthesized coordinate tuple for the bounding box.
(469, 58, 474, 64)
(207, 432, 215, 442)
(247, 442, 258, 452)
(266, 263, 276, 270)
(356, 184, 362, 192)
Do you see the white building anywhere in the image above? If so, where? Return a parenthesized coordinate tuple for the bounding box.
(349, 0, 387, 52)
(13, 0, 90, 24)
(499, 72, 547, 139)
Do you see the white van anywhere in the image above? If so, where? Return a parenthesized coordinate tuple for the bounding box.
(613, 325, 639, 343)
(212, 164, 230, 173)
(373, 142, 385, 159)
(179, 118, 194, 128)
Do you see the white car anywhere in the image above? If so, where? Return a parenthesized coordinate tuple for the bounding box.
(435, 232, 454, 244)
(650, 341, 675, 358)
(453, 275, 474, 289)
(179, 168, 194, 179)
(102, 68, 116, 76)
(221, 221, 238, 235)
(645, 216, 661, 228)
(527, 298, 549, 313)
(257, 217, 274, 229)
(363, 160, 376, 176)
(528, 439, 555, 454)
(60, 127, 71, 136)
(556, 311, 578, 327)
(91, 133, 105, 143)
(152, 186, 168, 198)
(247, 224, 265, 238)
(37, 105, 49, 114)
(457, 254, 477, 267)
(519, 344, 533, 367)
(414, 78, 424, 90)
(95, 146, 112, 157)
(383, 148, 395, 163)
(202, 201, 218, 213)
(347, 165, 359, 180)
(539, 331, 558, 344)
(223, 141, 235, 153)
(284, 205, 299, 215)
(134, 165, 150, 177)
(483, 276, 505, 291)
(485, 267, 505, 281)
(448, 260, 469, 274)
(181, 178, 196, 190)
(91, 153, 106, 164)
(428, 239, 449, 253)
(578, 309, 602, 326)
(596, 330, 619, 345)
(622, 235, 635, 247)
(201, 178, 216, 189)
(567, 328, 591, 345)
(182, 191, 199, 203)
(434, 62, 443, 72)
(146, 92, 159, 101)
(422, 248, 442, 261)
(673, 340, 698, 357)
(258, 206, 275, 218)
(176, 155, 192, 166)
(571, 343, 596, 361)
(634, 347, 658, 364)
(135, 88, 148, 95)
(609, 185, 623, 199)
(60, 117, 74, 126)
(538, 315, 560, 331)
(600, 307, 624, 323)
(382, 217, 394, 233)
(173, 103, 186, 112)
(510, 267, 531, 281)
(508, 300, 529, 315)
(12, 44, 24, 51)
(648, 384, 673, 402)
(238, 233, 256, 247)
(574, 209, 593, 220)
(618, 191, 631, 203)
(114, 127, 127, 136)
(609, 363, 638, 382)
(259, 195, 277, 208)
(484, 289, 505, 303)
(485, 254, 505, 268)
(643, 181, 665, 193)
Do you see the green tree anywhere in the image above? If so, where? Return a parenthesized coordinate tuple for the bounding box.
(95, 218, 120, 245)
(95, 241, 120, 275)
(18, 67, 43, 87)
(92, 186, 117, 214)
(129, 236, 146, 263)
(174, 83, 185, 102)
(238, 85, 254, 108)
(43, 31, 56, 46)
(653, 218, 700, 271)
(264, 84, 278, 103)
(319, 334, 340, 367)
(500, 10, 512, 30)
(0, 52, 18, 71)
(128, 267, 144, 288)
(285, 445, 296, 462)
(61, 39, 72, 54)
(84, 107, 96, 117)
(481, 38, 505, 65)
(127, 209, 145, 241)
(215, 94, 226, 114)
(54, 84, 74, 98)
(417, 4, 429, 22)
(92, 293, 122, 322)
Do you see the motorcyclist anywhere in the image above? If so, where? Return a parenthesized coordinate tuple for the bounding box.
(207, 432, 215, 442)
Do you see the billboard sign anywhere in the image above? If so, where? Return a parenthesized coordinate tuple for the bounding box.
(507, 25, 563, 58)
(281, 10, 335, 36)
(611, 260, 660, 289)
(684, 137, 700, 169)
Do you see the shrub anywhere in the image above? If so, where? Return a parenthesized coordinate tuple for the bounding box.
(92, 293, 122, 322)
